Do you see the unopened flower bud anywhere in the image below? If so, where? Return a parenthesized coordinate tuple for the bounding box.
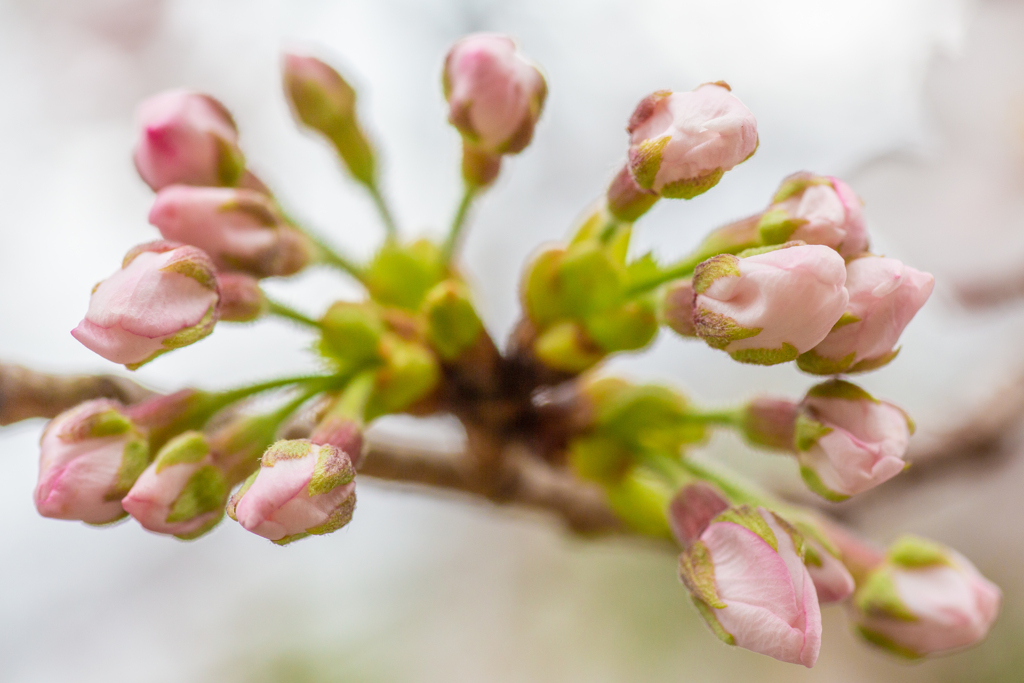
(443, 33, 547, 157)
(679, 506, 821, 667)
(796, 380, 911, 501)
(371, 336, 441, 415)
(798, 256, 934, 375)
(283, 54, 376, 186)
(627, 84, 758, 200)
(605, 165, 659, 223)
(797, 526, 855, 604)
(659, 279, 697, 337)
(852, 536, 1001, 658)
(35, 399, 149, 524)
(584, 297, 659, 353)
(310, 372, 372, 468)
(758, 173, 868, 257)
(594, 383, 705, 452)
(121, 431, 228, 539)
(667, 482, 729, 547)
(692, 244, 848, 365)
(133, 90, 245, 191)
(422, 280, 484, 361)
(149, 185, 313, 278)
(216, 273, 268, 322)
(740, 397, 798, 451)
(227, 439, 356, 544)
(72, 241, 220, 369)
(533, 321, 604, 374)
(317, 301, 385, 367)
(365, 239, 446, 310)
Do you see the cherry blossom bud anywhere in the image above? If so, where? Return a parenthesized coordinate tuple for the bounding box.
(659, 279, 697, 337)
(216, 273, 268, 323)
(627, 83, 758, 200)
(758, 173, 868, 257)
(801, 533, 855, 604)
(798, 256, 934, 375)
(740, 397, 798, 451)
(679, 506, 821, 667)
(72, 242, 220, 369)
(35, 399, 149, 524)
(310, 373, 372, 468)
(443, 33, 547, 157)
(795, 380, 912, 501)
(692, 244, 848, 365)
(149, 185, 314, 278)
(227, 439, 356, 545)
(422, 280, 484, 361)
(667, 482, 729, 547)
(133, 90, 245, 191)
(852, 536, 1001, 658)
(121, 431, 228, 539)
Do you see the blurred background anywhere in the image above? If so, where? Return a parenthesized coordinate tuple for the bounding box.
(2, 0, 1024, 680)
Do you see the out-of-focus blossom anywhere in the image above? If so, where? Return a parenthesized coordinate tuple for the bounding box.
(35, 399, 149, 524)
(803, 535, 856, 604)
(627, 83, 758, 199)
(796, 380, 912, 501)
(679, 506, 821, 667)
(149, 185, 313, 277)
(71, 241, 220, 369)
(216, 273, 267, 323)
(798, 256, 934, 375)
(227, 439, 356, 545)
(759, 173, 869, 257)
(852, 536, 1001, 658)
(692, 244, 848, 365)
(133, 90, 245, 191)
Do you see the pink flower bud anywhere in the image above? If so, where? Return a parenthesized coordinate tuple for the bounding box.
(692, 244, 849, 365)
(227, 439, 356, 545)
(803, 536, 855, 604)
(798, 256, 934, 375)
(759, 173, 868, 257)
(121, 431, 228, 539)
(35, 399, 149, 524)
(133, 90, 246, 191)
(680, 506, 821, 667)
(72, 241, 221, 369)
(852, 536, 1001, 657)
(283, 53, 357, 133)
(667, 482, 729, 547)
(796, 380, 911, 501)
(149, 185, 313, 278)
(627, 84, 758, 199)
(443, 33, 547, 155)
(309, 416, 365, 468)
(216, 273, 267, 323)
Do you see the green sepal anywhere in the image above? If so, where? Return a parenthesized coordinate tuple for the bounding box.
(595, 384, 706, 452)
(214, 134, 246, 187)
(226, 470, 259, 521)
(554, 242, 625, 318)
(692, 309, 761, 351)
(806, 378, 878, 403)
(154, 431, 210, 473)
(368, 337, 441, 416)
(262, 439, 315, 466)
(63, 408, 133, 441)
(584, 298, 659, 353)
(422, 280, 483, 361)
(365, 239, 445, 310)
(328, 120, 376, 187)
(887, 535, 952, 569)
(831, 311, 861, 330)
(680, 540, 727, 609)
(692, 254, 740, 295)
(757, 209, 806, 245)
(691, 597, 736, 646)
(855, 568, 918, 622)
(173, 512, 224, 541)
(166, 465, 228, 524)
(799, 463, 849, 502)
(308, 446, 355, 496)
(318, 301, 385, 367)
(522, 247, 570, 327)
(660, 167, 725, 200)
(108, 438, 151, 500)
(796, 348, 855, 375)
(735, 240, 807, 259)
(533, 321, 605, 374)
(306, 489, 357, 536)
(848, 347, 901, 374)
(794, 413, 832, 451)
(630, 135, 670, 189)
(160, 258, 217, 291)
(772, 174, 831, 204)
(794, 520, 841, 560)
(729, 343, 799, 366)
(855, 626, 923, 660)
(712, 505, 778, 551)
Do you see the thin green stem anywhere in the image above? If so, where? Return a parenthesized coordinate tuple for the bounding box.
(441, 183, 478, 263)
(679, 457, 780, 510)
(366, 182, 399, 241)
(687, 407, 745, 429)
(625, 249, 711, 297)
(304, 230, 367, 282)
(268, 380, 334, 425)
(641, 450, 694, 489)
(266, 299, 321, 330)
(210, 374, 339, 413)
(332, 370, 376, 423)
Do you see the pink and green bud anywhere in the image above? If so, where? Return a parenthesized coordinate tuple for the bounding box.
(149, 185, 313, 278)
(801, 533, 856, 604)
(679, 506, 821, 667)
(759, 173, 868, 257)
(133, 90, 245, 191)
(72, 241, 220, 369)
(121, 431, 228, 540)
(659, 279, 697, 338)
(627, 83, 758, 200)
(35, 399, 150, 524)
(692, 244, 848, 365)
(227, 439, 356, 545)
(851, 536, 1001, 658)
(798, 256, 934, 375)
(443, 33, 547, 157)
(667, 482, 729, 547)
(795, 380, 912, 501)
(216, 273, 268, 323)
(740, 397, 798, 451)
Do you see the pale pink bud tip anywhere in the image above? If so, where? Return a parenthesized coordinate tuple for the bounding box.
(227, 440, 356, 544)
(761, 173, 869, 257)
(133, 89, 245, 191)
(628, 84, 758, 199)
(693, 244, 849, 365)
(799, 256, 934, 375)
(72, 241, 220, 369)
(35, 399, 149, 524)
(796, 380, 911, 500)
(853, 537, 1001, 657)
(444, 33, 547, 155)
(804, 537, 856, 604)
(680, 506, 821, 667)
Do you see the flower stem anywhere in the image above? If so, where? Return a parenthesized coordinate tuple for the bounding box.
(625, 249, 711, 297)
(210, 374, 339, 412)
(679, 457, 779, 509)
(687, 407, 745, 429)
(441, 183, 478, 263)
(366, 181, 399, 241)
(266, 299, 322, 330)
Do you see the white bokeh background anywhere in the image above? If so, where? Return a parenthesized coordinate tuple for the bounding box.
(2, 0, 1024, 681)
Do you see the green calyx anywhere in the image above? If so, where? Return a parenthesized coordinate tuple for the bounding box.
(799, 463, 849, 502)
(554, 242, 625, 318)
(757, 209, 807, 245)
(887, 535, 952, 569)
(308, 446, 355, 496)
(848, 347, 901, 374)
(318, 301, 385, 368)
(365, 239, 446, 310)
(533, 321, 605, 374)
(155, 431, 210, 473)
(63, 407, 134, 441)
(728, 343, 799, 366)
(692, 309, 761, 351)
(805, 378, 879, 404)
(794, 413, 832, 452)
(712, 505, 778, 551)
(215, 134, 246, 187)
(422, 279, 483, 361)
(107, 438, 151, 501)
(584, 297, 659, 353)
(630, 136, 670, 190)
(680, 540, 727, 609)
(166, 465, 228, 525)
(691, 598, 736, 646)
(368, 336, 441, 416)
(796, 348, 856, 376)
(855, 568, 917, 622)
(692, 254, 740, 295)
(160, 258, 217, 291)
(306, 490, 357, 536)
(772, 173, 831, 204)
(855, 626, 922, 660)
(262, 439, 315, 466)
(226, 470, 259, 521)
(660, 167, 725, 200)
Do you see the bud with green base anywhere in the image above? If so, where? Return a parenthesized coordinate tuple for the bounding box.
(368, 335, 441, 417)
(422, 280, 484, 361)
(310, 372, 373, 467)
(851, 536, 1001, 658)
(317, 301, 386, 369)
(365, 239, 446, 310)
(757, 172, 868, 258)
